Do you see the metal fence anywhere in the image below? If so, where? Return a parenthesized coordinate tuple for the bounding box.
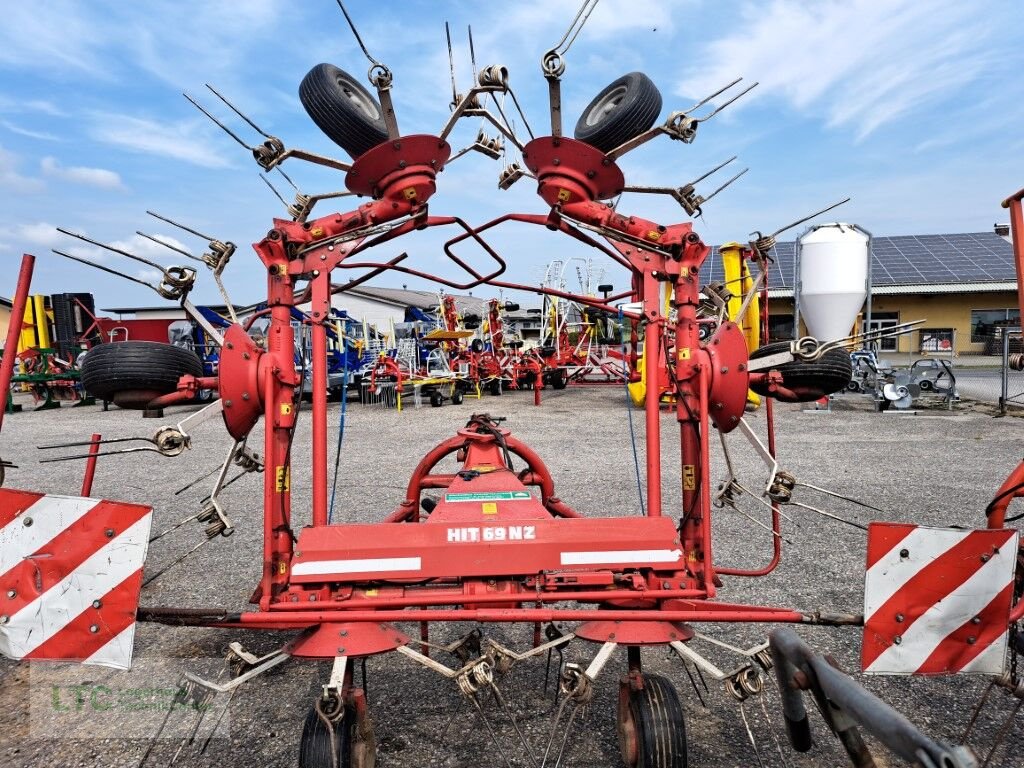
(953, 328, 1024, 413)
(1000, 329, 1024, 414)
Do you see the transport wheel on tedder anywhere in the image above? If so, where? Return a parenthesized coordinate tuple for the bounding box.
(574, 72, 663, 154)
(299, 700, 357, 768)
(748, 342, 853, 403)
(298, 64, 389, 159)
(617, 673, 688, 768)
(80, 341, 203, 409)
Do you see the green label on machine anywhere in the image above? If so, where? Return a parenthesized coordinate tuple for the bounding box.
(444, 491, 532, 503)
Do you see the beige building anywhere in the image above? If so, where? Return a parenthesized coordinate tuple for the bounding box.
(707, 228, 1019, 357)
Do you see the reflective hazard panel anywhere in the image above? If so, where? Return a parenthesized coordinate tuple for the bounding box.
(0, 489, 152, 670)
(862, 523, 1018, 675)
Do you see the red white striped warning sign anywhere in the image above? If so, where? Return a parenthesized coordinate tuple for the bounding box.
(862, 523, 1019, 675)
(0, 489, 152, 670)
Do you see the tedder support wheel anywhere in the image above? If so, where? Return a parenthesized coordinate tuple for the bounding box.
(618, 674, 688, 768)
(551, 369, 568, 390)
(80, 341, 203, 409)
(298, 702, 355, 768)
(574, 72, 663, 155)
(429, 390, 444, 407)
(298, 63, 389, 159)
(488, 379, 503, 396)
(451, 390, 464, 405)
(748, 341, 853, 403)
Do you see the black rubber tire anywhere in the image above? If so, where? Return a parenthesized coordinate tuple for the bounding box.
(488, 379, 502, 396)
(470, 339, 484, 354)
(451, 390, 464, 405)
(623, 674, 687, 768)
(748, 342, 853, 403)
(80, 342, 203, 406)
(846, 380, 861, 393)
(551, 369, 568, 390)
(918, 379, 933, 391)
(574, 72, 663, 154)
(299, 704, 353, 768)
(299, 64, 389, 159)
(429, 390, 444, 407)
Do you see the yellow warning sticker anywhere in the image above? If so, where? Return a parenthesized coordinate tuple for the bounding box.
(482, 502, 498, 515)
(678, 348, 691, 360)
(683, 464, 696, 491)
(275, 466, 290, 493)
(646, 230, 662, 241)
(403, 187, 417, 200)
(557, 188, 571, 202)
(277, 560, 288, 575)
(281, 402, 293, 415)
(311, 227, 324, 237)
(365, 589, 378, 597)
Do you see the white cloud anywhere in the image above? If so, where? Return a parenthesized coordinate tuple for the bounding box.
(676, 0, 999, 139)
(1, 120, 61, 142)
(0, 145, 44, 192)
(41, 156, 124, 189)
(88, 113, 231, 169)
(11, 222, 61, 247)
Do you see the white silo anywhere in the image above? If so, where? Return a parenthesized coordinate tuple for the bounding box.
(795, 223, 870, 342)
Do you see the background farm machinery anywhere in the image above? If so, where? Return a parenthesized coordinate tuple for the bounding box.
(1, 3, 1023, 768)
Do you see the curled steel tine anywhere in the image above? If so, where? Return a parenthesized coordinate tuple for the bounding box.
(259, 174, 291, 211)
(205, 83, 272, 139)
(56, 227, 169, 273)
(787, 500, 867, 531)
(445, 22, 459, 107)
(275, 165, 300, 192)
(135, 231, 204, 263)
(545, 0, 600, 61)
(51, 249, 158, 292)
(770, 198, 852, 240)
(183, 91, 255, 151)
(689, 155, 737, 187)
(798, 482, 885, 514)
(146, 210, 217, 242)
(703, 167, 749, 204)
(695, 80, 759, 122)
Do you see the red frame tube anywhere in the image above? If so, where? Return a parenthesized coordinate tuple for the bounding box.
(221, 606, 811, 630)
(0, 255, 35, 433)
(81, 433, 101, 496)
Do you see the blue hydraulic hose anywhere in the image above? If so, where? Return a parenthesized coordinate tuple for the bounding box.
(620, 308, 645, 514)
(328, 349, 351, 523)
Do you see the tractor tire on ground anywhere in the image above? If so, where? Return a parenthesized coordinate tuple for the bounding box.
(429, 390, 444, 407)
(298, 704, 354, 768)
(80, 341, 203, 409)
(488, 379, 502, 396)
(618, 674, 687, 768)
(551, 369, 568, 390)
(451, 390, 464, 405)
(748, 342, 853, 403)
(574, 72, 663, 154)
(298, 63, 389, 159)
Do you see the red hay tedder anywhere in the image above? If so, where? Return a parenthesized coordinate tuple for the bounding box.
(2, 3, 1024, 767)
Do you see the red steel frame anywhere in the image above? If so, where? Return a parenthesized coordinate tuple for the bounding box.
(149, 133, 843, 654)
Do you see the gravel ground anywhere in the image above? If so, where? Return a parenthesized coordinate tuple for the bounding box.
(0, 387, 1022, 767)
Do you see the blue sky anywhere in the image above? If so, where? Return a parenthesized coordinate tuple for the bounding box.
(0, 0, 1022, 310)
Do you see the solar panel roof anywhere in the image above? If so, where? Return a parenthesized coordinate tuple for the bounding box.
(699, 231, 1016, 290)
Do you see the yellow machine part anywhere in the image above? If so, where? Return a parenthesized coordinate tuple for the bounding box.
(18, 294, 52, 353)
(628, 284, 675, 407)
(720, 242, 761, 408)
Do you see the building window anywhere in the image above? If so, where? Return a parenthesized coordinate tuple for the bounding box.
(970, 308, 1021, 343)
(919, 329, 954, 353)
(865, 311, 899, 352)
